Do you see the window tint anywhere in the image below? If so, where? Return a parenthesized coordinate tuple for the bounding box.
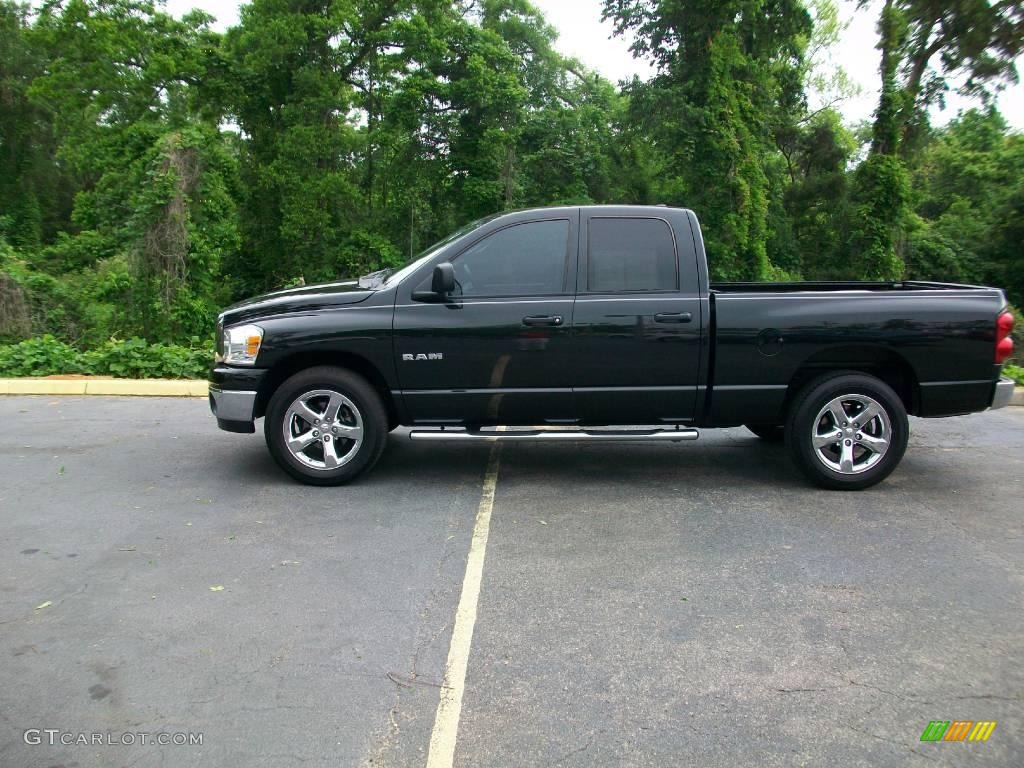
(451, 220, 569, 297)
(588, 218, 677, 292)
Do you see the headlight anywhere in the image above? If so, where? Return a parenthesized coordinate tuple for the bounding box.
(218, 324, 264, 366)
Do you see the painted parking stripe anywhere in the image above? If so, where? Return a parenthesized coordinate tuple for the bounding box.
(426, 440, 503, 768)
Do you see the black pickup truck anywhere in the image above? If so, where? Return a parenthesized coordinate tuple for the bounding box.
(209, 205, 1016, 490)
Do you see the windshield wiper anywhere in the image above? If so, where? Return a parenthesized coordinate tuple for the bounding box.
(358, 268, 393, 289)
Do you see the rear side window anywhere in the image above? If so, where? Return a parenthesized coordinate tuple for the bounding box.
(452, 220, 570, 297)
(588, 218, 677, 292)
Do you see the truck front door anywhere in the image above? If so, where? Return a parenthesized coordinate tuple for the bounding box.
(572, 211, 704, 424)
(393, 212, 578, 426)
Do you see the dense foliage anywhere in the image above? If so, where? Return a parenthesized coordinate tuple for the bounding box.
(0, 335, 212, 378)
(0, 0, 1022, 377)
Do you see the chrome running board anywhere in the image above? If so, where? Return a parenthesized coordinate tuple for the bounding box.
(408, 427, 699, 443)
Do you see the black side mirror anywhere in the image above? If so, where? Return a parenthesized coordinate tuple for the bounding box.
(432, 263, 455, 294)
(412, 263, 456, 302)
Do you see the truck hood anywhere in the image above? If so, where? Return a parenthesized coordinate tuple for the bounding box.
(219, 280, 374, 326)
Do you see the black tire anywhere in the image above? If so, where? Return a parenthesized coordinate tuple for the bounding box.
(265, 366, 388, 486)
(745, 424, 785, 442)
(785, 371, 909, 491)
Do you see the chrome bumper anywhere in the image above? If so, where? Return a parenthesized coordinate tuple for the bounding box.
(990, 377, 1016, 410)
(209, 386, 258, 427)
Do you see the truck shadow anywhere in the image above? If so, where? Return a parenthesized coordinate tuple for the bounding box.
(219, 430, 939, 495)
(369, 431, 809, 492)
(225, 434, 982, 501)
(217, 430, 495, 489)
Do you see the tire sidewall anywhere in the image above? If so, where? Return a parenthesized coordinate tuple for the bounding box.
(265, 367, 387, 486)
(787, 373, 909, 490)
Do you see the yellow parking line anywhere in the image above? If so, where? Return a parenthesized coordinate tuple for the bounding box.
(426, 440, 503, 768)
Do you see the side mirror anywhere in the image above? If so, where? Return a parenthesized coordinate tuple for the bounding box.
(432, 263, 455, 294)
(414, 263, 456, 302)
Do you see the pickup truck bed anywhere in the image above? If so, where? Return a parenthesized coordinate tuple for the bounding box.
(707, 281, 1007, 426)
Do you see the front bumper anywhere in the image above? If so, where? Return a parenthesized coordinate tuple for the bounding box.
(209, 386, 258, 433)
(209, 364, 268, 433)
(990, 377, 1016, 410)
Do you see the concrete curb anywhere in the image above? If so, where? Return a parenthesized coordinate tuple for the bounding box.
(0, 378, 208, 397)
(1013, 388, 1024, 407)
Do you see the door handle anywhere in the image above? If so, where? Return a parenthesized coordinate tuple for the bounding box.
(522, 315, 563, 327)
(654, 312, 693, 324)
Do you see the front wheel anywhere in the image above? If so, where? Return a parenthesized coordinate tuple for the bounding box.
(786, 372, 909, 490)
(265, 366, 388, 486)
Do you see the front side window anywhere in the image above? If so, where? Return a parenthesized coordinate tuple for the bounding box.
(588, 218, 677, 292)
(451, 220, 570, 297)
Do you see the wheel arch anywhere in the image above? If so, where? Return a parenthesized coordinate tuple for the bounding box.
(255, 351, 399, 429)
(783, 345, 921, 418)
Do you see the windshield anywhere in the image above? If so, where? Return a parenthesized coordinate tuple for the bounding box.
(378, 214, 500, 288)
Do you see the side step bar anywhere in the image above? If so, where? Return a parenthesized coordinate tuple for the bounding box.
(408, 427, 700, 443)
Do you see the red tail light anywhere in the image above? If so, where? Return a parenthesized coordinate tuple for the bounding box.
(996, 311, 1014, 364)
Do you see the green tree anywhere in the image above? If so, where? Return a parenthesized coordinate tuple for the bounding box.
(907, 108, 1024, 304)
(603, 0, 813, 280)
(24, 0, 236, 339)
(0, 1, 69, 247)
(850, 0, 1024, 280)
(775, 109, 858, 278)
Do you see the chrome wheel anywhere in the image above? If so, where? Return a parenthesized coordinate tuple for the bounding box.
(282, 389, 364, 470)
(811, 394, 891, 475)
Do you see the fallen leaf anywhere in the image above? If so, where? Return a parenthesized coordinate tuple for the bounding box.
(35, 601, 52, 611)
(209, 585, 225, 592)
(58, 466, 65, 475)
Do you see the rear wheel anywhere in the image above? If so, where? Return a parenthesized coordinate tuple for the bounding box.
(265, 366, 388, 486)
(745, 424, 784, 442)
(786, 372, 908, 490)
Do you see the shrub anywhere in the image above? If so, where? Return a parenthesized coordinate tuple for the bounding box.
(0, 335, 85, 376)
(83, 337, 212, 379)
(1003, 363, 1024, 386)
(0, 335, 212, 379)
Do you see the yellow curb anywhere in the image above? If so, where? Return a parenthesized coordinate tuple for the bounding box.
(0, 378, 208, 397)
(5, 379, 88, 395)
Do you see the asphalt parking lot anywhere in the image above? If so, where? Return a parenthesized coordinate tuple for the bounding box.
(1, 396, 1022, 767)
